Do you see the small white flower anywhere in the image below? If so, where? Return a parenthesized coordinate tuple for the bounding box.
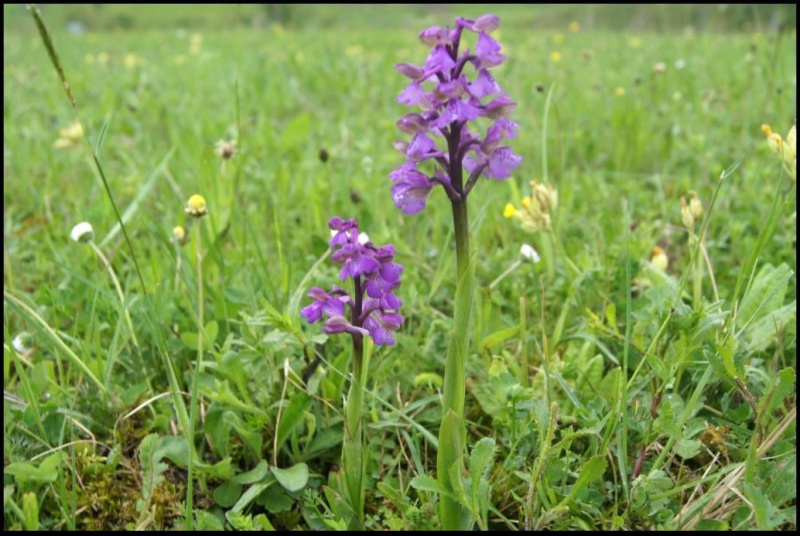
(520, 244, 540, 263)
(12, 332, 31, 354)
(674, 58, 686, 70)
(70, 222, 94, 243)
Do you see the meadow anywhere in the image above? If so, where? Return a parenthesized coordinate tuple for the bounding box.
(3, 4, 796, 531)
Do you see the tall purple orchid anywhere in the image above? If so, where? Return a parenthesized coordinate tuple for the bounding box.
(301, 216, 404, 529)
(391, 14, 521, 217)
(391, 15, 521, 530)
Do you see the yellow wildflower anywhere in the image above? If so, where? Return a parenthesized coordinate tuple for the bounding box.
(550, 51, 562, 62)
(569, 21, 580, 33)
(650, 246, 668, 271)
(762, 123, 796, 180)
(503, 180, 558, 233)
(185, 194, 209, 218)
(54, 121, 84, 149)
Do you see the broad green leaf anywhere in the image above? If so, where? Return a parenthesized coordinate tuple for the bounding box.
(256, 485, 294, 514)
(743, 303, 795, 353)
(159, 436, 190, 468)
(180, 332, 200, 351)
(213, 479, 242, 508)
(270, 462, 309, 492)
(233, 459, 270, 485)
(203, 320, 219, 346)
(4, 456, 59, 484)
(468, 437, 495, 506)
(736, 263, 792, 334)
(275, 393, 311, 453)
(674, 439, 702, 459)
(230, 482, 272, 514)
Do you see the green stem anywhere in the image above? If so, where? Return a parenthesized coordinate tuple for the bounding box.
(438, 196, 475, 530)
(342, 332, 365, 529)
(692, 233, 703, 309)
(185, 220, 205, 531)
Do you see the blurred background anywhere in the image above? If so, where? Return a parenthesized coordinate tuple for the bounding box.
(4, 4, 797, 35)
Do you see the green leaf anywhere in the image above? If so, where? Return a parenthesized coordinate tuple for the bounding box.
(159, 436, 190, 468)
(213, 479, 242, 508)
(761, 367, 796, 417)
(233, 459, 270, 485)
(743, 303, 795, 353)
(194, 509, 225, 531)
(203, 320, 219, 346)
(410, 474, 450, 497)
(225, 510, 275, 531)
(674, 439, 702, 459)
(275, 393, 311, 453)
(695, 519, 729, 531)
(180, 331, 200, 351)
(413, 372, 443, 388)
(22, 492, 39, 531)
(256, 485, 294, 514)
(229, 482, 272, 514)
(270, 463, 309, 492)
(4, 455, 59, 484)
(468, 438, 495, 494)
(138, 434, 168, 512)
(559, 455, 607, 506)
(206, 380, 264, 415)
(479, 325, 520, 353)
(736, 263, 792, 335)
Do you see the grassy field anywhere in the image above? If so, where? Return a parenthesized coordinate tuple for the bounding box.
(3, 4, 796, 531)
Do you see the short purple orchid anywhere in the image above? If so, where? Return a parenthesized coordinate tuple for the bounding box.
(391, 14, 521, 215)
(301, 217, 404, 346)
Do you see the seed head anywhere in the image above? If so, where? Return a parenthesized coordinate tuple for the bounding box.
(70, 221, 94, 243)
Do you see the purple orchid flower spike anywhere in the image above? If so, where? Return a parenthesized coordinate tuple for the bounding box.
(301, 217, 404, 347)
(391, 13, 521, 215)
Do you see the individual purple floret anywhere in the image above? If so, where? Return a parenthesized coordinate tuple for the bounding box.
(301, 217, 404, 346)
(391, 13, 521, 215)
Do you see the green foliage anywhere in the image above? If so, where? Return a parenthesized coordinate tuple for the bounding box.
(3, 3, 796, 531)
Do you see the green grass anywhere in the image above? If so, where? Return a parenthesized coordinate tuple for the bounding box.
(4, 4, 796, 531)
